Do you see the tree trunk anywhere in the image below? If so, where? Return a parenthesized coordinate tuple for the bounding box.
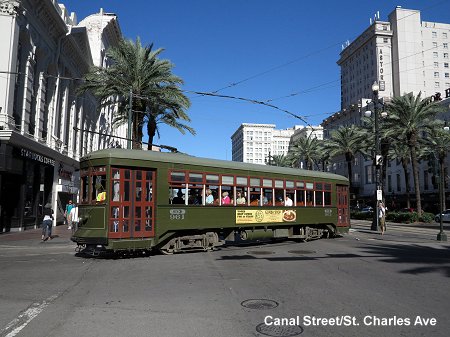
(401, 159, 411, 209)
(409, 140, 422, 214)
(345, 152, 353, 193)
(147, 118, 157, 151)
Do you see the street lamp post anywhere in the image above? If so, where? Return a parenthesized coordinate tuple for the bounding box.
(365, 81, 385, 231)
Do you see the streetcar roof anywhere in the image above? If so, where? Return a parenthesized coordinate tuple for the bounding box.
(81, 149, 349, 183)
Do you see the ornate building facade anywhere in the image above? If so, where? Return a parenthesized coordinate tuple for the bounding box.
(0, 0, 124, 231)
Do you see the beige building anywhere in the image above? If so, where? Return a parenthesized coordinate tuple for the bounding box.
(328, 6, 450, 206)
(231, 123, 299, 164)
(0, 0, 124, 231)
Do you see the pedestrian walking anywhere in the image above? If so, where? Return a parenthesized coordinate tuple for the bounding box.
(379, 201, 386, 235)
(69, 202, 79, 234)
(65, 200, 74, 229)
(41, 203, 54, 241)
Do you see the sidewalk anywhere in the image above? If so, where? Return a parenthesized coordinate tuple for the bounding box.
(350, 219, 450, 244)
(0, 225, 74, 246)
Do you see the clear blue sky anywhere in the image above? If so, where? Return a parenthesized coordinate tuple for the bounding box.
(61, 0, 450, 160)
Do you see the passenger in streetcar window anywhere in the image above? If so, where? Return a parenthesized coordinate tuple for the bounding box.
(188, 189, 202, 205)
(172, 190, 184, 204)
(284, 195, 293, 207)
(250, 195, 260, 206)
(236, 192, 246, 205)
(221, 191, 231, 205)
(205, 189, 214, 205)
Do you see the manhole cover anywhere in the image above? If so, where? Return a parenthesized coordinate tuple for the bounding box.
(247, 250, 274, 255)
(241, 299, 279, 310)
(288, 250, 315, 255)
(256, 323, 304, 336)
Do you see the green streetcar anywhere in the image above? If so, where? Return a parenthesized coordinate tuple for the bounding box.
(71, 149, 350, 255)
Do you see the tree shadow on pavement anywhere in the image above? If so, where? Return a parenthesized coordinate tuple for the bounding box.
(218, 243, 450, 277)
(361, 243, 450, 277)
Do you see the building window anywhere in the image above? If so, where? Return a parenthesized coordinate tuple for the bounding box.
(432, 31, 437, 38)
(365, 165, 374, 184)
(445, 73, 449, 78)
(445, 63, 449, 68)
(434, 62, 439, 68)
(435, 82, 440, 88)
(444, 43, 448, 49)
(444, 32, 448, 39)
(383, 38, 388, 43)
(434, 72, 439, 78)
(433, 52, 438, 58)
(433, 42, 438, 48)
(445, 53, 449, 59)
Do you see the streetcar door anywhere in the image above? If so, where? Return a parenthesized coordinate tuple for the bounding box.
(336, 185, 349, 227)
(109, 168, 155, 239)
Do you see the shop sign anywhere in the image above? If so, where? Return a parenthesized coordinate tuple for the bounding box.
(58, 163, 73, 180)
(236, 209, 296, 224)
(20, 148, 55, 166)
(378, 48, 385, 91)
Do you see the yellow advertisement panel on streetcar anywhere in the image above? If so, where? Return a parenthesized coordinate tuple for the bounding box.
(236, 209, 296, 224)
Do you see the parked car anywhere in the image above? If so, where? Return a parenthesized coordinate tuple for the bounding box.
(435, 209, 450, 223)
(360, 206, 373, 214)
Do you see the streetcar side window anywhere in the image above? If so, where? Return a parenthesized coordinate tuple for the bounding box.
(274, 180, 284, 205)
(262, 179, 273, 206)
(324, 183, 332, 206)
(169, 171, 187, 205)
(305, 182, 314, 206)
(188, 185, 203, 205)
(286, 181, 295, 206)
(315, 183, 324, 206)
(296, 181, 305, 206)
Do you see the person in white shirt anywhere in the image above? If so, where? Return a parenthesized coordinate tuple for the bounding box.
(69, 204, 79, 232)
(284, 195, 293, 207)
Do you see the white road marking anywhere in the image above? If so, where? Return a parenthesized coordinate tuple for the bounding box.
(0, 294, 58, 337)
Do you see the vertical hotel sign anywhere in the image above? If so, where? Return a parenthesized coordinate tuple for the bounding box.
(378, 47, 385, 91)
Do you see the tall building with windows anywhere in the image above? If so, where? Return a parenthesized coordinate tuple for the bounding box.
(0, 0, 124, 231)
(231, 123, 299, 164)
(328, 6, 450, 206)
(338, 6, 450, 110)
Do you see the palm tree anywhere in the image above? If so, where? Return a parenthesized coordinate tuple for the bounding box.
(267, 154, 290, 167)
(423, 123, 450, 210)
(287, 136, 322, 170)
(324, 125, 365, 193)
(78, 37, 194, 149)
(384, 93, 444, 214)
(389, 142, 412, 208)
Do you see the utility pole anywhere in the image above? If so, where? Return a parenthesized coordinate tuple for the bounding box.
(127, 89, 132, 149)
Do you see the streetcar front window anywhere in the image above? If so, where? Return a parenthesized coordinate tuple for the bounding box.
(80, 167, 106, 204)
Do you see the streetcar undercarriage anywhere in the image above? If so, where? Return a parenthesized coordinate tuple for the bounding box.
(73, 223, 339, 257)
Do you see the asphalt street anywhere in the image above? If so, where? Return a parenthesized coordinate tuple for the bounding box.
(0, 221, 449, 337)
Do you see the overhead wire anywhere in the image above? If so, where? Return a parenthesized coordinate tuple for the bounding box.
(199, 0, 450, 101)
